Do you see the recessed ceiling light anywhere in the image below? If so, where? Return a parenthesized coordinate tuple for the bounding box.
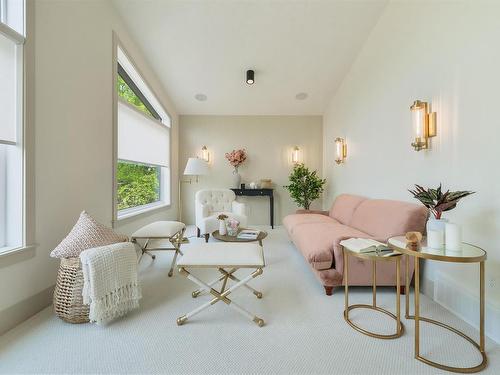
(195, 93, 207, 101)
(295, 92, 308, 100)
(246, 70, 254, 85)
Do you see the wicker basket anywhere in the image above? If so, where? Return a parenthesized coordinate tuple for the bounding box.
(53, 257, 89, 324)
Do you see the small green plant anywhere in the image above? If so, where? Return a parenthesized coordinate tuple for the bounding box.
(284, 164, 326, 210)
(408, 184, 475, 219)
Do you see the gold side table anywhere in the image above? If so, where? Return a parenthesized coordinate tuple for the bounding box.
(388, 236, 487, 373)
(343, 247, 404, 339)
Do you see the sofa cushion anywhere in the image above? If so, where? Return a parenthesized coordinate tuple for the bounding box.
(291, 221, 370, 270)
(329, 194, 367, 225)
(283, 213, 335, 235)
(349, 199, 428, 241)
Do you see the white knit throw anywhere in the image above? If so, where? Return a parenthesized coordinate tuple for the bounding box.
(80, 242, 141, 325)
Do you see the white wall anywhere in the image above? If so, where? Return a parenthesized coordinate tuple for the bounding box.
(0, 0, 179, 330)
(180, 115, 323, 226)
(323, 0, 500, 341)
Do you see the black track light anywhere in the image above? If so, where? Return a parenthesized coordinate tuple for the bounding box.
(246, 70, 254, 85)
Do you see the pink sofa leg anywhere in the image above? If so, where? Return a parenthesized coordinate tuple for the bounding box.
(398, 285, 406, 295)
(324, 286, 334, 296)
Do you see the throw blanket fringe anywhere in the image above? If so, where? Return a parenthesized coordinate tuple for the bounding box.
(80, 242, 141, 325)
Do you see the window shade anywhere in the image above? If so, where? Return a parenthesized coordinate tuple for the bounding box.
(118, 100, 170, 167)
(0, 33, 16, 144)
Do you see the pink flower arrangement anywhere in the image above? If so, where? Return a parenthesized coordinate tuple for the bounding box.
(225, 149, 247, 169)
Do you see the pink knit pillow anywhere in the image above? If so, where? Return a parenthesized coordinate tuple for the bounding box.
(50, 211, 128, 258)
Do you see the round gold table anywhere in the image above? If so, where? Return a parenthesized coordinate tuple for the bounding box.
(212, 228, 268, 246)
(388, 236, 487, 373)
(343, 247, 404, 339)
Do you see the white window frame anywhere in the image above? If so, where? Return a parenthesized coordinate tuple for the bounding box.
(112, 33, 172, 223)
(0, 0, 26, 255)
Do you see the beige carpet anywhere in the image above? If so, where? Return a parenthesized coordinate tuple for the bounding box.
(0, 226, 498, 374)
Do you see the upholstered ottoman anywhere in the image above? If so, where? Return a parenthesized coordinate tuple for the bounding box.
(131, 221, 186, 277)
(176, 242, 265, 327)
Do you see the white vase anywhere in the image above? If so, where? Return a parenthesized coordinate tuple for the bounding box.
(232, 168, 241, 188)
(218, 220, 227, 235)
(445, 222, 462, 250)
(426, 217, 448, 248)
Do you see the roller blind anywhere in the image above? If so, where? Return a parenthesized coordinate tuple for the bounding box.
(117, 100, 170, 168)
(0, 33, 16, 144)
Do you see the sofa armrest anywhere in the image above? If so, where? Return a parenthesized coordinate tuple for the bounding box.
(295, 209, 329, 215)
(232, 200, 246, 216)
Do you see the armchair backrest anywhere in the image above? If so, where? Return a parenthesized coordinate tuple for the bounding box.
(195, 189, 236, 214)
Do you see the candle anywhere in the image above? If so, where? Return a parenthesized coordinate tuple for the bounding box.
(445, 223, 462, 251)
(427, 229, 444, 249)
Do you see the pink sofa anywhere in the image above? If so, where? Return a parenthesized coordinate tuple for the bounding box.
(283, 194, 428, 295)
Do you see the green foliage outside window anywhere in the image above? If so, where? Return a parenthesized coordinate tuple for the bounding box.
(117, 161, 160, 210)
(117, 74, 153, 118)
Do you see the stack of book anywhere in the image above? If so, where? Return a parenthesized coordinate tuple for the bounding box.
(339, 238, 397, 257)
(237, 230, 260, 240)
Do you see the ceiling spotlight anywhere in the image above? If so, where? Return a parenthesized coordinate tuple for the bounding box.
(295, 92, 308, 100)
(195, 93, 207, 101)
(246, 70, 254, 85)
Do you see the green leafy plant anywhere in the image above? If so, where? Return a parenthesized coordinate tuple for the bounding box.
(408, 184, 475, 219)
(284, 163, 326, 210)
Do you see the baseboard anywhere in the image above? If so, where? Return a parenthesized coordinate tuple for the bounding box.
(0, 285, 54, 336)
(434, 272, 500, 344)
(421, 276, 434, 299)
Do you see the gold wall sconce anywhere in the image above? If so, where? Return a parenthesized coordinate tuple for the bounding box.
(291, 146, 301, 165)
(201, 145, 210, 162)
(334, 137, 347, 164)
(410, 100, 437, 151)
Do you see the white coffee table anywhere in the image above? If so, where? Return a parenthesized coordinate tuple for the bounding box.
(176, 242, 265, 327)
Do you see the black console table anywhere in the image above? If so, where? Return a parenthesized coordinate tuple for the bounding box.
(231, 188, 274, 229)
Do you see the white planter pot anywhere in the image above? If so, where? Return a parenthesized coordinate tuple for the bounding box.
(426, 218, 448, 249)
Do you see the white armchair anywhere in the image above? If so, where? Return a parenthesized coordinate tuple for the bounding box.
(195, 189, 247, 242)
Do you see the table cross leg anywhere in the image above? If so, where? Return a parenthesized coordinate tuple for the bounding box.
(219, 268, 263, 298)
(191, 268, 238, 298)
(177, 267, 264, 327)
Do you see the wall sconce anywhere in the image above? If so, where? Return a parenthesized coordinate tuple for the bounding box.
(334, 137, 347, 164)
(201, 145, 210, 162)
(410, 100, 437, 151)
(291, 146, 301, 165)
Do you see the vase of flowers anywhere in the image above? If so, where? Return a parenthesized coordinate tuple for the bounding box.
(225, 149, 247, 188)
(409, 184, 474, 248)
(217, 214, 228, 235)
(226, 218, 240, 237)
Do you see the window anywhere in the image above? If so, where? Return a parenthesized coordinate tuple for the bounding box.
(0, 0, 24, 252)
(115, 45, 171, 219)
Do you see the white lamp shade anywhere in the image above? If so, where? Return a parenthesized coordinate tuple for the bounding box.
(183, 157, 209, 176)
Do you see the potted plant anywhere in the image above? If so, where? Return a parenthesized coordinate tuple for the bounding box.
(225, 149, 247, 188)
(409, 184, 474, 246)
(217, 214, 228, 235)
(284, 163, 326, 210)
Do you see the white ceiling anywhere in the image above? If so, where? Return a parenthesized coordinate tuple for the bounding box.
(112, 0, 387, 115)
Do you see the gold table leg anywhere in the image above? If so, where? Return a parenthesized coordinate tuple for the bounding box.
(343, 251, 404, 339)
(408, 257, 487, 373)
